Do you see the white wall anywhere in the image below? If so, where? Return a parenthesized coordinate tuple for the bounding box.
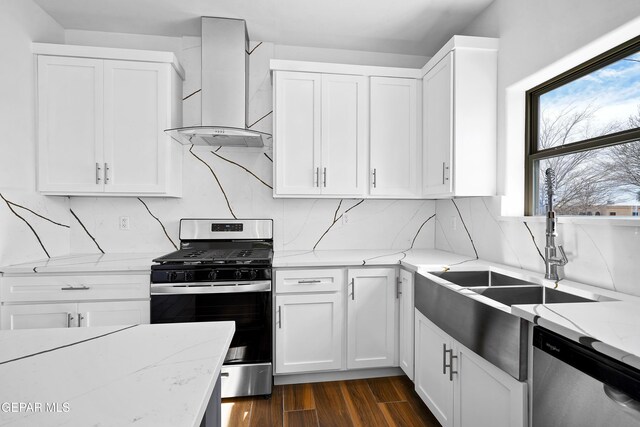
(433, 0, 640, 296)
(0, 0, 70, 266)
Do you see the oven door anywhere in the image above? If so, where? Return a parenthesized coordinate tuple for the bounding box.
(150, 281, 272, 366)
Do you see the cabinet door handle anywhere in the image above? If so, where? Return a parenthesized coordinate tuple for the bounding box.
(442, 162, 445, 184)
(443, 344, 457, 381)
(442, 162, 450, 184)
(104, 163, 110, 184)
(315, 167, 320, 187)
(396, 277, 401, 299)
(450, 354, 458, 381)
(61, 285, 90, 291)
(278, 306, 282, 329)
(372, 168, 377, 188)
(77, 313, 84, 327)
(96, 163, 102, 184)
(323, 167, 327, 187)
(351, 278, 355, 301)
(298, 279, 321, 284)
(67, 313, 74, 328)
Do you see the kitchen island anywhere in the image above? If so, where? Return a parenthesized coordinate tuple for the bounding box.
(0, 321, 234, 426)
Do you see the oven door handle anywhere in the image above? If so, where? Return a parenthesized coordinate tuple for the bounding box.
(151, 280, 271, 295)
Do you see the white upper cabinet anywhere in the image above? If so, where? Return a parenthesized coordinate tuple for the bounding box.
(422, 36, 498, 198)
(274, 70, 367, 197)
(370, 77, 421, 198)
(272, 61, 420, 199)
(274, 71, 322, 195)
(35, 43, 184, 197)
(321, 74, 367, 196)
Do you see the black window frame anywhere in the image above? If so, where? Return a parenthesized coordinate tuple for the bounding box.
(525, 35, 640, 215)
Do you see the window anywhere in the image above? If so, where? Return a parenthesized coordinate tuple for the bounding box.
(526, 36, 640, 216)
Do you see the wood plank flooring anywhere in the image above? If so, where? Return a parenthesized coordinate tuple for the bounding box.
(221, 375, 441, 427)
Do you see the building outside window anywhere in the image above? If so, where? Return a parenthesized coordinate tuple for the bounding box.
(525, 36, 640, 216)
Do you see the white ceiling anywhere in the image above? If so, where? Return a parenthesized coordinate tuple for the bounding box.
(32, 0, 494, 56)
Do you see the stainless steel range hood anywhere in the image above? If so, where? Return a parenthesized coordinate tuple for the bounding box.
(166, 17, 269, 147)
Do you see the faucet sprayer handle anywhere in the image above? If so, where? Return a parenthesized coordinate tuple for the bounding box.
(556, 245, 568, 266)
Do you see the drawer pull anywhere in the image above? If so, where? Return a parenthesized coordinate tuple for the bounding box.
(297, 280, 321, 284)
(61, 285, 90, 291)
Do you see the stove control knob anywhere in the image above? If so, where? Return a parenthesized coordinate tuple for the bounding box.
(208, 270, 218, 280)
(184, 271, 194, 282)
(249, 270, 258, 280)
(167, 271, 178, 282)
(234, 270, 243, 280)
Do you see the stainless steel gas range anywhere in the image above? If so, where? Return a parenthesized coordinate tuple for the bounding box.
(150, 219, 273, 398)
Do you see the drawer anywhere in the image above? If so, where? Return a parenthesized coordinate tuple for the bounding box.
(275, 268, 344, 293)
(1, 274, 150, 303)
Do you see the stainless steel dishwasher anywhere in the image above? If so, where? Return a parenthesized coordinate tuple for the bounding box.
(533, 326, 640, 426)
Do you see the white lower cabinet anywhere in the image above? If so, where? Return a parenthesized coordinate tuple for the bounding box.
(415, 310, 526, 427)
(274, 267, 398, 375)
(275, 293, 343, 373)
(347, 268, 397, 369)
(398, 269, 414, 380)
(1, 300, 149, 330)
(1, 303, 78, 330)
(78, 301, 148, 327)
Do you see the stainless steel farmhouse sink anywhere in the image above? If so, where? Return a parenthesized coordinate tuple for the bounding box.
(470, 286, 595, 306)
(415, 270, 598, 381)
(430, 270, 537, 287)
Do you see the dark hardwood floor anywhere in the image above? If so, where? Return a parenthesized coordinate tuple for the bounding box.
(221, 375, 442, 427)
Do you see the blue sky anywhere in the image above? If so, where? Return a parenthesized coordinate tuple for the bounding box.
(540, 51, 640, 139)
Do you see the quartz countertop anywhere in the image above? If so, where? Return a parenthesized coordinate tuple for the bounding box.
(0, 253, 161, 275)
(512, 301, 640, 370)
(273, 248, 472, 268)
(0, 321, 234, 426)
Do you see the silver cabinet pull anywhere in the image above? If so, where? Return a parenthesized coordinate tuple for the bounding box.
(323, 167, 327, 187)
(315, 167, 320, 187)
(67, 313, 74, 328)
(278, 306, 282, 329)
(443, 344, 457, 381)
(61, 285, 90, 291)
(372, 168, 377, 188)
(298, 279, 321, 284)
(96, 163, 102, 184)
(351, 278, 355, 301)
(396, 277, 401, 299)
(104, 163, 110, 183)
(220, 372, 230, 377)
(442, 162, 445, 184)
(442, 162, 449, 184)
(77, 313, 84, 327)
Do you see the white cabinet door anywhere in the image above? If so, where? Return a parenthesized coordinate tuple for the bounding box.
(275, 293, 343, 374)
(369, 77, 419, 197)
(37, 56, 104, 193)
(423, 53, 453, 197)
(274, 71, 322, 195)
(454, 342, 527, 427)
(321, 74, 367, 196)
(103, 61, 169, 193)
(415, 310, 454, 427)
(1, 303, 77, 330)
(78, 300, 150, 327)
(398, 269, 414, 380)
(347, 268, 396, 369)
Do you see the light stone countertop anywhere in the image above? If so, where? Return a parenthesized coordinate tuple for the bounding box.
(0, 253, 162, 275)
(0, 321, 234, 426)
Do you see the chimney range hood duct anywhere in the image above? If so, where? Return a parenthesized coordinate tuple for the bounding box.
(166, 17, 269, 147)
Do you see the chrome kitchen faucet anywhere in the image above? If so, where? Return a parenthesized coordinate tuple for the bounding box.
(544, 168, 568, 280)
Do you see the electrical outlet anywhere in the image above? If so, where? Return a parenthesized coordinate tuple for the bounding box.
(450, 216, 458, 231)
(119, 216, 130, 230)
(342, 213, 350, 225)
